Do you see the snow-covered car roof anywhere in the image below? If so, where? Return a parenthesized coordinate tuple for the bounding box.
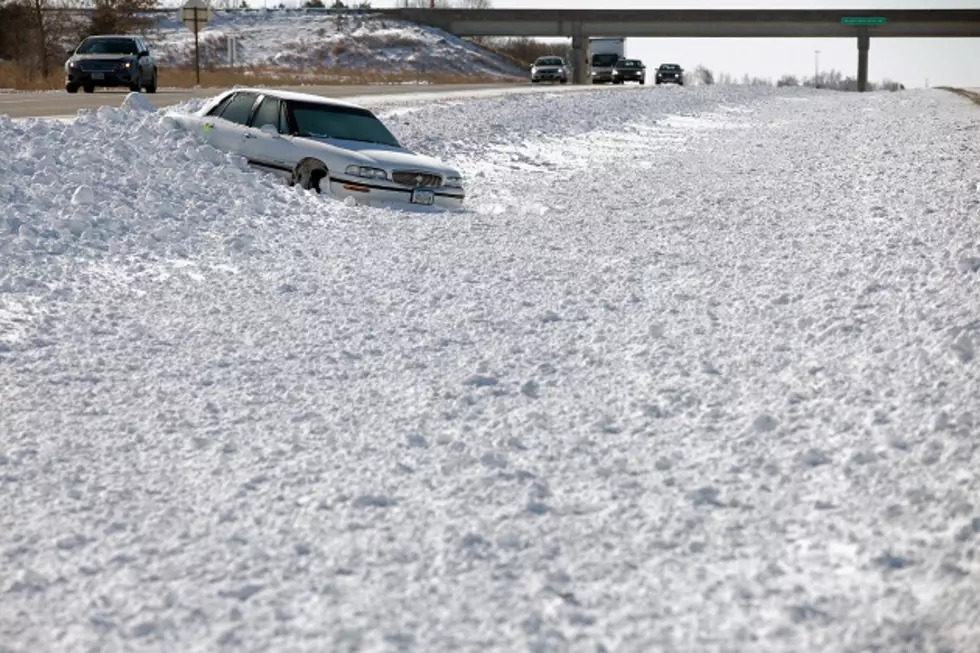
(218, 87, 369, 112)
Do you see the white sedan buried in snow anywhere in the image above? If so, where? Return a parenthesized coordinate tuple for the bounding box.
(169, 87, 465, 210)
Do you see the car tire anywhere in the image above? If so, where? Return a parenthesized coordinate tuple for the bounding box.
(65, 83, 79, 93)
(560, 78, 567, 84)
(129, 71, 141, 93)
(294, 158, 328, 194)
(639, 79, 645, 85)
(83, 84, 95, 93)
(144, 69, 157, 93)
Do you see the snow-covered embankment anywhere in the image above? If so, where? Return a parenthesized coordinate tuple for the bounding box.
(2, 85, 980, 651)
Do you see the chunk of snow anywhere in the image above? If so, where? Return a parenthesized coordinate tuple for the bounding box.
(121, 92, 157, 113)
(70, 185, 94, 206)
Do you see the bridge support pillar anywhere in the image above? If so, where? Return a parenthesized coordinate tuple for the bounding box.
(571, 31, 588, 85)
(857, 28, 870, 92)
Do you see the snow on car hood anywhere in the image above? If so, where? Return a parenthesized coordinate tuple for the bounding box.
(303, 136, 460, 176)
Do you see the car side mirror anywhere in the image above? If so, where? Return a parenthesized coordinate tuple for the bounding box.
(259, 124, 280, 138)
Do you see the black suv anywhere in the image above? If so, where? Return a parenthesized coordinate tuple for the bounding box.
(612, 59, 646, 85)
(655, 63, 685, 86)
(64, 35, 158, 94)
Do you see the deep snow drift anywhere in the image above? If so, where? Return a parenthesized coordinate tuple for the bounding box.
(146, 9, 525, 80)
(2, 85, 980, 652)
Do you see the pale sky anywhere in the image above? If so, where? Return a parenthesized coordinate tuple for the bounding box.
(366, 0, 980, 87)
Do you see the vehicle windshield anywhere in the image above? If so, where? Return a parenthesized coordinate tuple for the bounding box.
(617, 60, 642, 68)
(660, 64, 681, 71)
(76, 37, 138, 55)
(591, 53, 620, 67)
(536, 57, 563, 66)
(288, 101, 401, 147)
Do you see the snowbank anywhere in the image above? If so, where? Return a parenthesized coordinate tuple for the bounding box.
(2, 84, 980, 652)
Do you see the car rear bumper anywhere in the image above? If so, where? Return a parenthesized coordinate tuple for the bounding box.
(327, 176, 465, 211)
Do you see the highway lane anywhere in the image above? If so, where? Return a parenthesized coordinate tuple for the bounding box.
(0, 82, 612, 119)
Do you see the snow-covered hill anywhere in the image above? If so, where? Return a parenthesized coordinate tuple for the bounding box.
(144, 9, 526, 81)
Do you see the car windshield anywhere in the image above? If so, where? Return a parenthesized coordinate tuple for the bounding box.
(288, 101, 401, 147)
(536, 58, 563, 66)
(660, 64, 681, 71)
(76, 38, 138, 55)
(591, 53, 620, 67)
(617, 60, 641, 68)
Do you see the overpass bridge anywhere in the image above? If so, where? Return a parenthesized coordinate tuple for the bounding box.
(379, 8, 980, 89)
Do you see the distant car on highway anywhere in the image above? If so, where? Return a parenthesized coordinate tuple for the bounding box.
(612, 59, 646, 85)
(530, 56, 569, 84)
(64, 34, 158, 94)
(167, 88, 465, 210)
(655, 63, 685, 86)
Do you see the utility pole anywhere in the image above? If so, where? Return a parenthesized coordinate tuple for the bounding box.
(814, 49, 819, 88)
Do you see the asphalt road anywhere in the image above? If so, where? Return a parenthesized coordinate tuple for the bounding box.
(0, 82, 600, 119)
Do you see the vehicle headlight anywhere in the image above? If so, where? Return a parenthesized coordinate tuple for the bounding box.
(67, 60, 76, 69)
(345, 165, 388, 180)
(444, 176, 463, 188)
(122, 61, 132, 68)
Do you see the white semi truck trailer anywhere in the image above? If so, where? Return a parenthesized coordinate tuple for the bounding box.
(588, 37, 625, 84)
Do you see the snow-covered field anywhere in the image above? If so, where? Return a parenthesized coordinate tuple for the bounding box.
(146, 9, 525, 79)
(2, 85, 980, 652)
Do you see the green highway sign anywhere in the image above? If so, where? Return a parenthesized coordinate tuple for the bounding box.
(841, 16, 888, 26)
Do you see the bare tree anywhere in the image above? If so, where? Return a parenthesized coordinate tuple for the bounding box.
(15, 0, 82, 79)
(86, 0, 160, 36)
(694, 64, 713, 85)
(0, 1, 31, 62)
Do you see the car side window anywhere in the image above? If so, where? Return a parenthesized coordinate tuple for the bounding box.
(250, 97, 280, 131)
(206, 95, 234, 117)
(217, 92, 259, 125)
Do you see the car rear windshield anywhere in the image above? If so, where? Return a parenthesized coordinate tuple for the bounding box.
(591, 53, 620, 67)
(76, 38, 138, 55)
(536, 58, 563, 66)
(288, 101, 401, 148)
